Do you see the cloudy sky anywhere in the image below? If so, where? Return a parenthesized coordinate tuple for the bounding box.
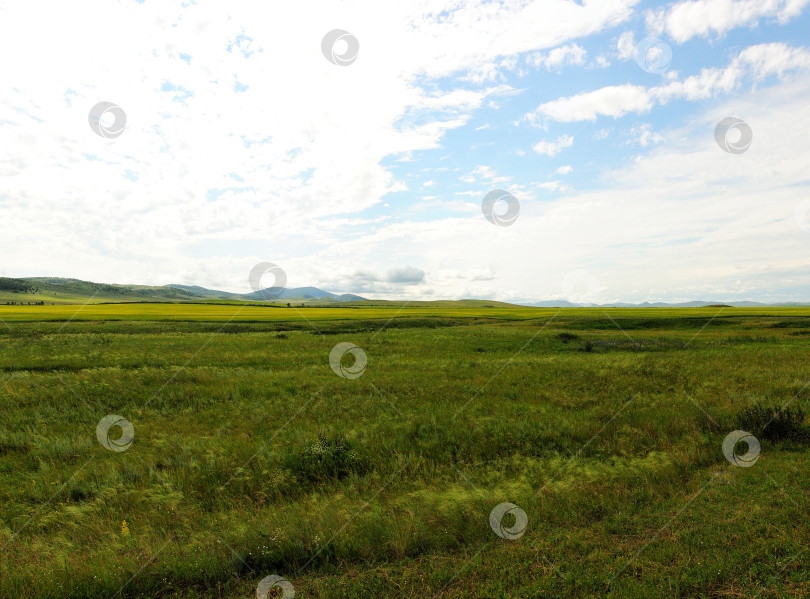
(2, 0, 810, 303)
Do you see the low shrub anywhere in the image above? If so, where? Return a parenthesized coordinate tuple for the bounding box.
(736, 403, 806, 441)
(284, 434, 365, 483)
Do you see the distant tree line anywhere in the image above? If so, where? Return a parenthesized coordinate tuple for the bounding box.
(0, 278, 39, 294)
(5, 300, 47, 305)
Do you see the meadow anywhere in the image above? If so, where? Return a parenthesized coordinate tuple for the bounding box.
(0, 303, 808, 598)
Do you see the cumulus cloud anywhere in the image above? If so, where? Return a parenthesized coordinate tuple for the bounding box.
(0, 0, 638, 289)
(627, 123, 663, 146)
(531, 84, 653, 122)
(316, 75, 810, 302)
(2, 0, 810, 304)
(386, 266, 426, 283)
(646, 0, 810, 43)
(528, 43, 810, 122)
(527, 44, 587, 70)
(532, 135, 574, 156)
(460, 165, 511, 185)
(616, 31, 637, 60)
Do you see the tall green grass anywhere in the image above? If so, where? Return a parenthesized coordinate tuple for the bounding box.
(0, 311, 808, 597)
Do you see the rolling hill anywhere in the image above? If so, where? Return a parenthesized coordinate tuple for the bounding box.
(0, 277, 367, 305)
(3, 277, 807, 307)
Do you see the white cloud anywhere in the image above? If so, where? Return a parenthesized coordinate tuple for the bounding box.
(460, 165, 511, 185)
(0, 0, 639, 289)
(556, 165, 573, 174)
(627, 124, 663, 146)
(531, 84, 653, 122)
(737, 40, 810, 79)
(616, 31, 637, 60)
(311, 75, 810, 302)
(532, 135, 574, 156)
(536, 180, 571, 192)
(646, 0, 810, 43)
(528, 44, 587, 70)
(2, 0, 809, 303)
(529, 43, 810, 122)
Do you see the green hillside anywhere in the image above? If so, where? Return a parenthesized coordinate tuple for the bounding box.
(0, 278, 366, 306)
(0, 277, 205, 304)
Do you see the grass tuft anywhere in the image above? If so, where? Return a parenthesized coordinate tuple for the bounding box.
(284, 434, 366, 484)
(736, 402, 807, 441)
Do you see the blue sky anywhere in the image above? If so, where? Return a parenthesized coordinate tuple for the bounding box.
(1, 0, 810, 303)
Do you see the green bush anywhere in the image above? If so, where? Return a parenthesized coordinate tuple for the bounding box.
(284, 434, 365, 483)
(736, 403, 806, 441)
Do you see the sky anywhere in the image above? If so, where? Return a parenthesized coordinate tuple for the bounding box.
(1, 0, 810, 304)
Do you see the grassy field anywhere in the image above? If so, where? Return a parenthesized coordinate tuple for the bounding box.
(1, 304, 808, 598)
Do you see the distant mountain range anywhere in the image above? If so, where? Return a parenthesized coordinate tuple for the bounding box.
(168, 283, 366, 303)
(522, 300, 810, 307)
(0, 277, 366, 304)
(2, 276, 808, 307)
